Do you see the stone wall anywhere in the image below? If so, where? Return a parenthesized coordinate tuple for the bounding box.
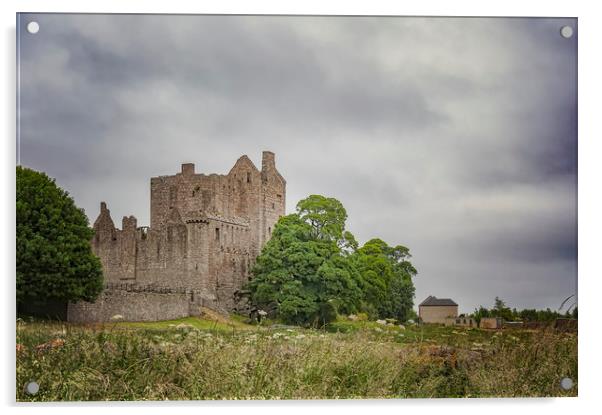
(67, 286, 190, 323)
(479, 317, 503, 329)
(419, 305, 458, 324)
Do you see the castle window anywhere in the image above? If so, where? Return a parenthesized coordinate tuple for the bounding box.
(277, 194, 282, 199)
(246, 172, 251, 183)
(272, 202, 275, 209)
(215, 227, 220, 241)
(268, 227, 271, 235)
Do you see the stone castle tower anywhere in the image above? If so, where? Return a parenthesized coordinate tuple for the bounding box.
(90, 151, 286, 312)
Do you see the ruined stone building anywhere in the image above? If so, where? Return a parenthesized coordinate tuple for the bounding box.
(68, 151, 285, 322)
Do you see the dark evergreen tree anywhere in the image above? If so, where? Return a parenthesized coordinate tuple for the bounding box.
(16, 166, 103, 306)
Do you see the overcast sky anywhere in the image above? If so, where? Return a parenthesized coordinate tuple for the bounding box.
(18, 14, 577, 313)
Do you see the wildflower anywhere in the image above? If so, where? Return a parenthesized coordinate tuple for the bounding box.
(176, 323, 194, 330)
(16, 343, 26, 353)
(258, 310, 268, 316)
(159, 341, 174, 348)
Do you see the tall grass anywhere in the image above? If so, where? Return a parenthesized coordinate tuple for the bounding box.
(16, 318, 577, 401)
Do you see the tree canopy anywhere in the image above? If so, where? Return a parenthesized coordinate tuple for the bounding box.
(471, 297, 577, 323)
(247, 194, 417, 326)
(349, 238, 417, 321)
(16, 166, 103, 305)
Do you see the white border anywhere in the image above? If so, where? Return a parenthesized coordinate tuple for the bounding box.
(2, 1, 600, 414)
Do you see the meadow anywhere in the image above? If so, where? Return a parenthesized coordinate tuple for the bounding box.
(16, 315, 577, 401)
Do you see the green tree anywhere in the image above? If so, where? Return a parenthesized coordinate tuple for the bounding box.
(248, 194, 417, 326)
(472, 306, 491, 326)
(519, 308, 538, 322)
(16, 166, 103, 306)
(247, 198, 362, 326)
(491, 296, 513, 321)
(349, 238, 417, 321)
(296, 195, 358, 252)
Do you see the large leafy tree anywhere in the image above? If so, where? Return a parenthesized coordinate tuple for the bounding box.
(248, 194, 418, 325)
(247, 196, 362, 326)
(350, 238, 417, 321)
(296, 195, 358, 252)
(16, 166, 103, 306)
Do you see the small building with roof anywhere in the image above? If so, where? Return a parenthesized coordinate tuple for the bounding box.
(419, 295, 459, 324)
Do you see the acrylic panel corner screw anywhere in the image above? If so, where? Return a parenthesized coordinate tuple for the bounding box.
(27, 21, 39, 34)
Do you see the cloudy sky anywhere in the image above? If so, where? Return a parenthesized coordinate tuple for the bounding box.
(18, 14, 577, 313)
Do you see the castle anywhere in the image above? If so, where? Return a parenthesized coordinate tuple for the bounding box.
(67, 151, 285, 322)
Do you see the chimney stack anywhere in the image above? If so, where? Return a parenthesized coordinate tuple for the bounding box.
(262, 151, 275, 171)
(181, 163, 195, 176)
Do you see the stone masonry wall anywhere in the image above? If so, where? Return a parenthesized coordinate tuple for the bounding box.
(419, 305, 459, 324)
(67, 287, 190, 323)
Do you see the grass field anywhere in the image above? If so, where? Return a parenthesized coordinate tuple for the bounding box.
(16, 315, 577, 401)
